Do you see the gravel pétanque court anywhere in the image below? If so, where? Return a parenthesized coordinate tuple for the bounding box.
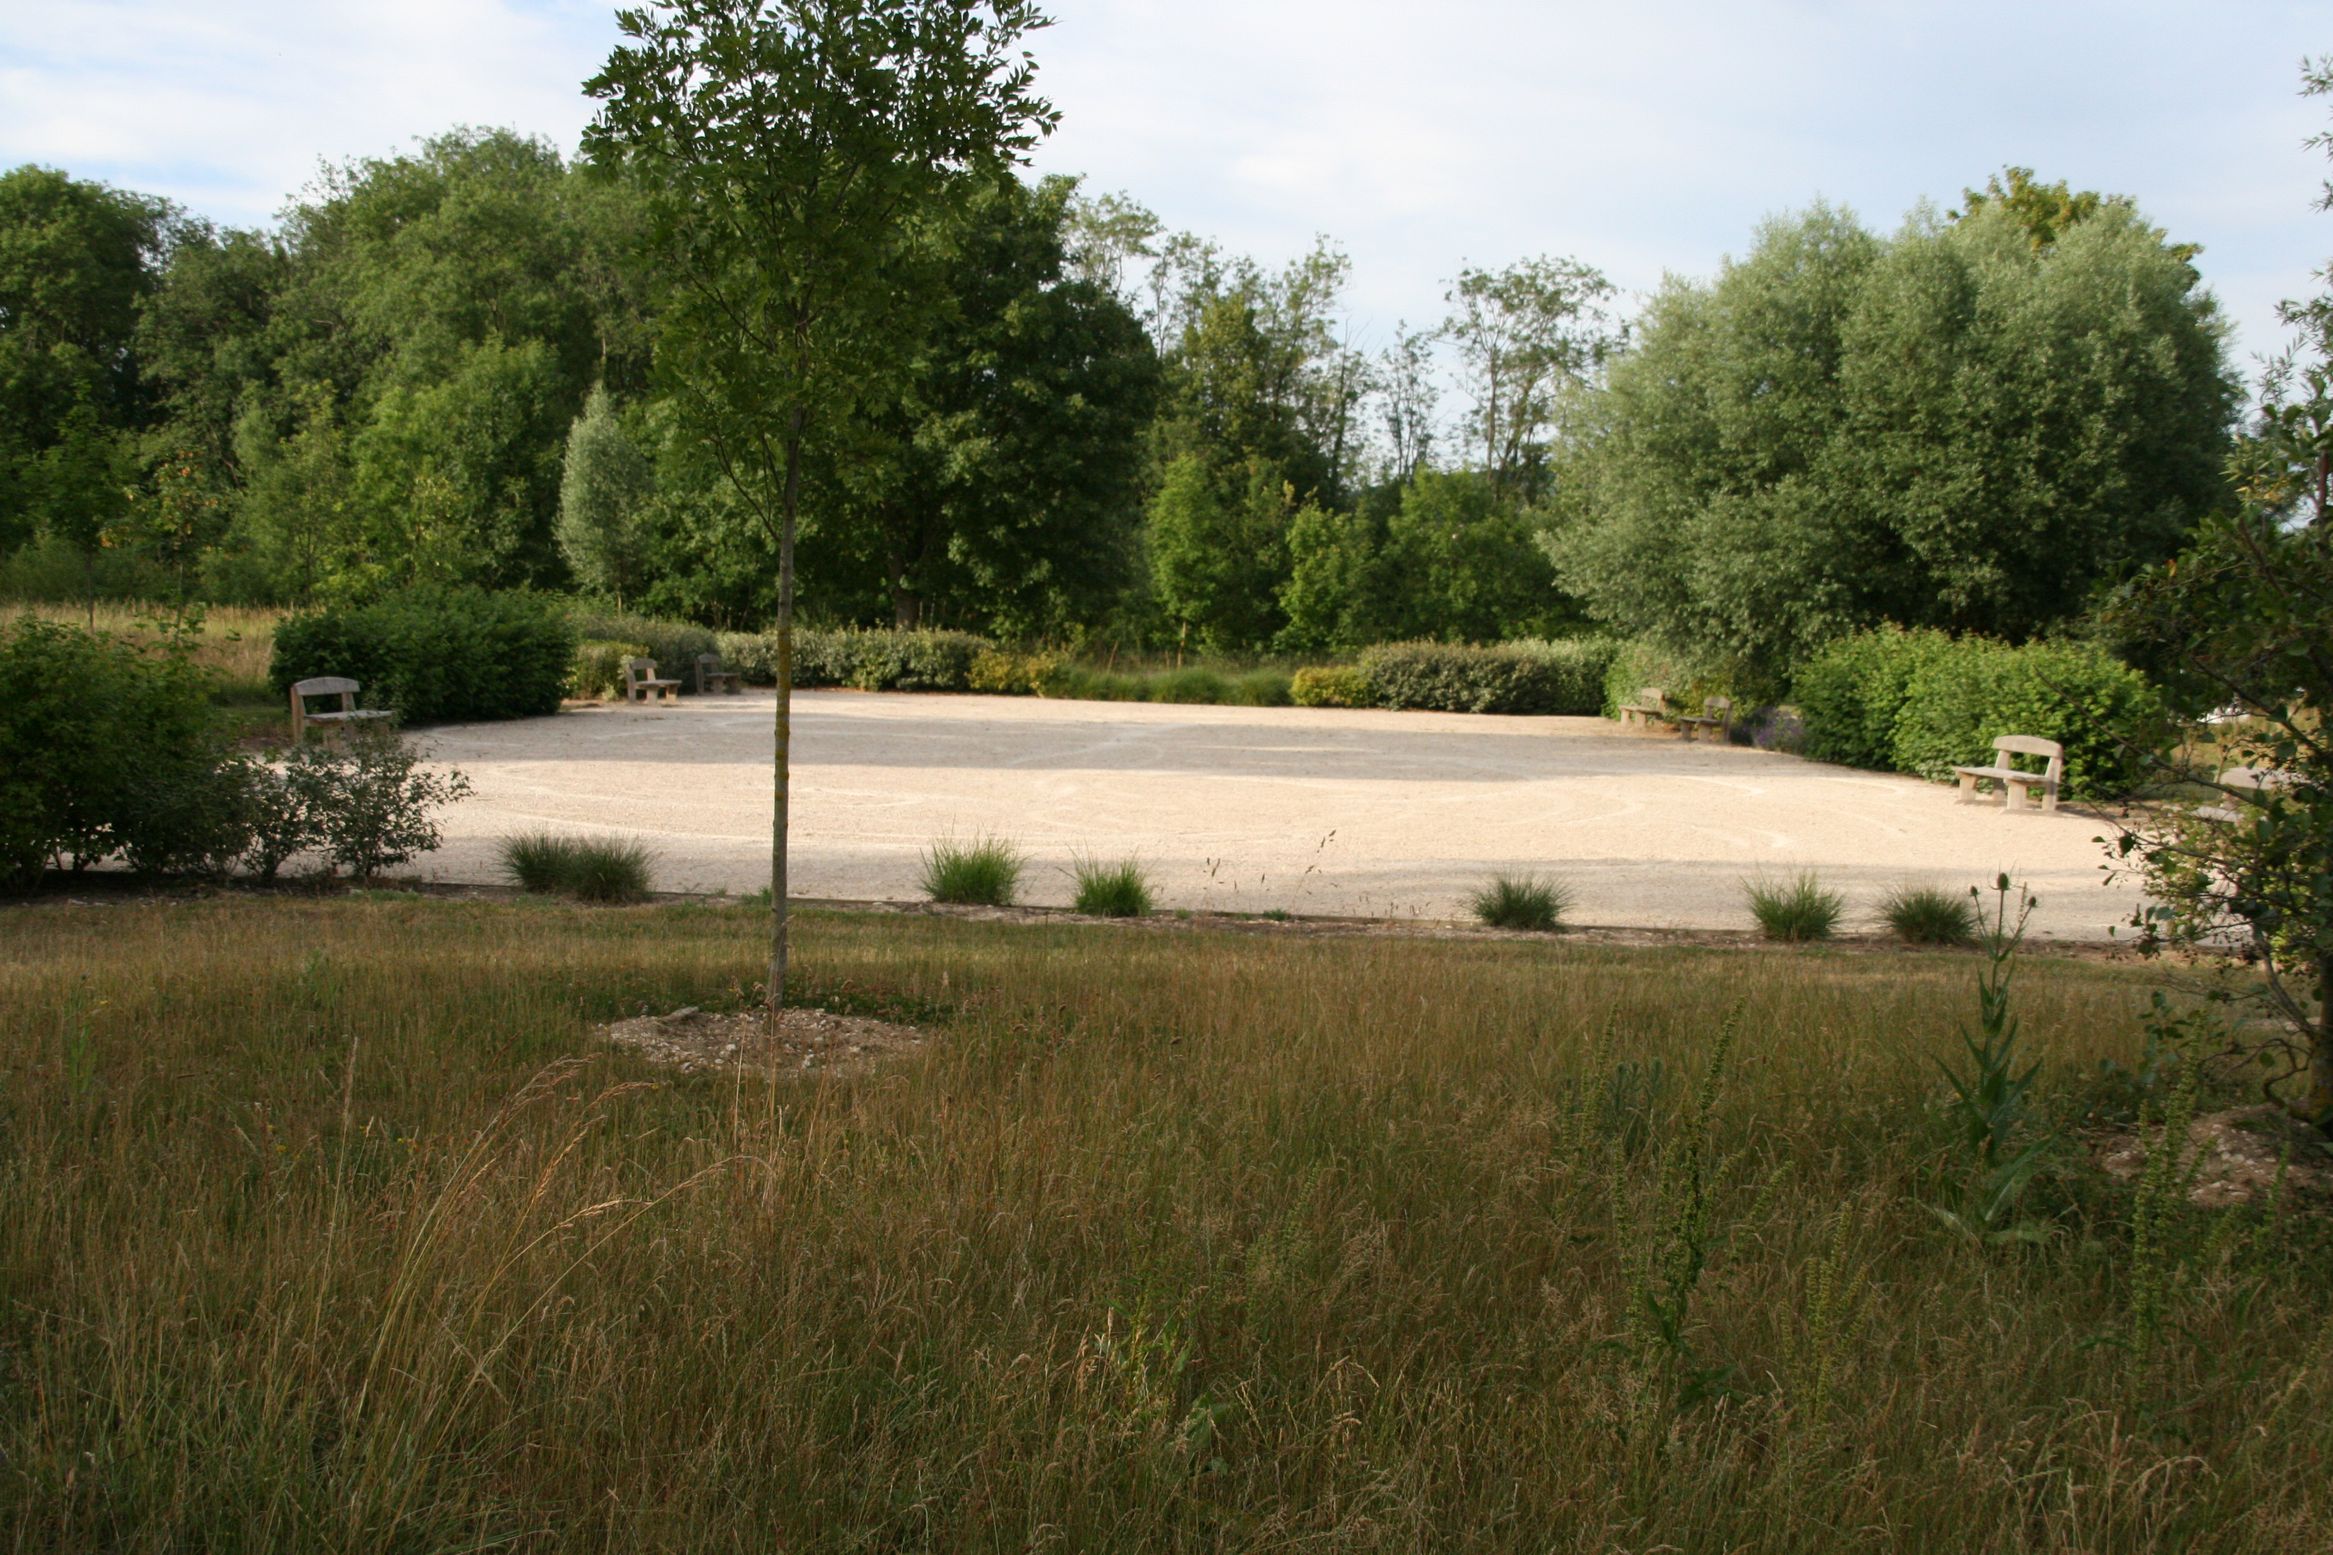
(417, 690, 2144, 939)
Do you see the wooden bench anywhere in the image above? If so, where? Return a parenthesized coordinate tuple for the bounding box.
(695, 653, 740, 695)
(1953, 735, 2064, 813)
(2196, 765, 2297, 825)
(1676, 695, 1733, 743)
(622, 657, 682, 705)
(1617, 686, 1672, 729)
(289, 676, 393, 746)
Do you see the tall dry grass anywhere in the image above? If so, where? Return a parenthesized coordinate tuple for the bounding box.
(0, 599, 283, 700)
(1, 897, 2327, 1550)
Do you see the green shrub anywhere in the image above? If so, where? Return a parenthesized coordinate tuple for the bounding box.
(300, 724, 473, 882)
(569, 609, 717, 695)
(1879, 884, 1980, 946)
(1469, 872, 1573, 932)
(1360, 638, 1616, 715)
(1599, 637, 1728, 720)
(1291, 665, 1371, 708)
(920, 834, 1023, 906)
(571, 639, 651, 700)
(1793, 626, 1958, 769)
(0, 620, 236, 886)
(272, 586, 575, 724)
(968, 647, 1060, 695)
(1071, 855, 1154, 917)
(715, 630, 779, 685)
(1149, 667, 1231, 704)
(499, 830, 655, 903)
(1226, 668, 1294, 707)
(1744, 872, 1844, 942)
(1036, 662, 1152, 702)
(1890, 638, 2167, 801)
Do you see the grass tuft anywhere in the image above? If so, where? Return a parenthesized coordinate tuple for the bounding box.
(1469, 871, 1573, 932)
(1070, 855, 1153, 917)
(920, 833, 1023, 906)
(1879, 884, 1980, 946)
(497, 831, 655, 903)
(1744, 871, 1844, 942)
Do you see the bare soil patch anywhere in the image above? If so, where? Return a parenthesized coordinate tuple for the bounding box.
(2096, 1105, 2333, 1209)
(600, 1004, 929, 1076)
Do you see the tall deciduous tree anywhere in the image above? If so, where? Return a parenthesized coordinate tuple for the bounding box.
(557, 385, 656, 607)
(1442, 255, 1619, 503)
(584, 0, 1054, 1018)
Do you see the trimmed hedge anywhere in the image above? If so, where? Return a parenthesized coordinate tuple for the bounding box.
(1359, 639, 1617, 716)
(714, 627, 994, 692)
(1792, 627, 1957, 769)
(273, 586, 574, 724)
(1890, 638, 2166, 801)
(1793, 626, 2166, 799)
(571, 610, 717, 695)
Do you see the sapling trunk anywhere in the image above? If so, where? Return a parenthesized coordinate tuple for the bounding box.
(2313, 950, 2333, 1123)
(770, 407, 804, 1029)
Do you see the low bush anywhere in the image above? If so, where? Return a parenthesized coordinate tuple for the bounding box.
(1149, 667, 1231, 704)
(1469, 872, 1573, 932)
(1071, 855, 1154, 917)
(1890, 638, 2167, 801)
(1291, 665, 1372, 708)
(0, 619, 236, 886)
(300, 724, 474, 882)
(715, 629, 780, 685)
(1226, 668, 1294, 707)
(272, 586, 575, 724)
(1793, 627, 1958, 769)
(571, 639, 651, 700)
(498, 830, 655, 903)
(569, 609, 716, 695)
(1879, 884, 1980, 946)
(1361, 638, 1616, 715)
(1599, 637, 1730, 720)
(968, 647, 1060, 695)
(718, 627, 995, 692)
(920, 834, 1024, 906)
(1745, 872, 1844, 942)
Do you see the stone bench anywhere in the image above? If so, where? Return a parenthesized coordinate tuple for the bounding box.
(1953, 735, 2063, 813)
(1676, 695, 1733, 743)
(622, 657, 682, 705)
(695, 653, 741, 695)
(2195, 765, 2296, 825)
(289, 676, 393, 747)
(1617, 686, 1672, 729)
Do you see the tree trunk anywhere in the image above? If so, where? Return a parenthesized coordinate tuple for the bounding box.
(770, 407, 804, 1028)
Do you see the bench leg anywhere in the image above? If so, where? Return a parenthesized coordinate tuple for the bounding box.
(1957, 773, 1979, 804)
(2039, 785, 2058, 814)
(2004, 780, 2026, 813)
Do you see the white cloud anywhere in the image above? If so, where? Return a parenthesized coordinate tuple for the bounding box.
(1, 0, 2325, 363)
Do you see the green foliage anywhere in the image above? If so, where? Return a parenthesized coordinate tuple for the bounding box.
(1551, 196, 2235, 681)
(0, 619, 230, 885)
(1361, 637, 1616, 716)
(1071, 856, 1154, 917)
(1878, 885, 1980, 946)
(966, 647, 1060, 695)
(498, 830, 655, 903)
(1469, 872, 1572, 932)
(1147, 454, 1295, 655)
(570, 639, 650, 700)
(1928, 880, 2055, 1244)
(270, 585, 576, 723)
(1793, 626, 1957, 769)
(1744, 873, 1844, 942)
(301, 723, 473, 881)
(557, 386, 655, 605)
(1597, 638, 1731, 719)
(1888, 638, 2165, 800)
(920, 834, 1023, 906)
(1442, 256, 1621, 503)
(569, 608, 714, 695)
(1289, 665, 1371, 708)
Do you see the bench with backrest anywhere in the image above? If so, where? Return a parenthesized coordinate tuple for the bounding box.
(1953, 735, 2064, 813)
(1676, 695, 1733, 743)
(289, 676, 393, 746)
(1617, 686, 1672, 729)
(2196, 765, 2298, 825)
(695, 653, 740, 695)
(622, 656, 683, 705)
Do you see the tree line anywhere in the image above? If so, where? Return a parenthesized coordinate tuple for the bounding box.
(1, 133, 2236, 684)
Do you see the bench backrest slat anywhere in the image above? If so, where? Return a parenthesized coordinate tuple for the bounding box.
(1992, 735, 2063, 779)
(291, 676, 359, 700)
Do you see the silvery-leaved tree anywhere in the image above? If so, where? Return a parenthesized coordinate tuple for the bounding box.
(582, 0, 1054, 1022)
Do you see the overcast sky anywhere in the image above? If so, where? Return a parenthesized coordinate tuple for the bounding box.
(3, 1, 2328, 373)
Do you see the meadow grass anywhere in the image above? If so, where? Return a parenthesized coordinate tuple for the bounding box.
(1468, 870, 1573, 932)
(1, 897, 2328, 1550)
(0, 599, 283, 703)
(919, 833, 1024, 905)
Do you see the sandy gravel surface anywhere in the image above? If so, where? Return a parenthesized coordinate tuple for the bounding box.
(415, 690, 2143, 939)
